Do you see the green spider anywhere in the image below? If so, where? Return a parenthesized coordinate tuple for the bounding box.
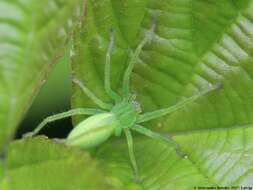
(25, 22, 220, 182)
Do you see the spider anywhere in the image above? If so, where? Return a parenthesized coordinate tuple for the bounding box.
(25, 22, 220, 182)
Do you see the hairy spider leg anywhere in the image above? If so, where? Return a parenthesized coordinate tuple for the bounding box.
(123, 83, 222, 177)
(124, 129, 140, 183)
(24, 108, 104, 137)
(122, 22, 156, 99)
(72, 78, 113, 110)
(116, 22, 157, 182)
(104, 29, 122, 103)
(137, 83, 222, 123)
(132, 125, 185, 157)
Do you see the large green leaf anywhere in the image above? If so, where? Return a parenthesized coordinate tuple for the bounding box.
(71, 0, 253, 188)
(0, 0, 84, 151)
(2, 137, 119, 190)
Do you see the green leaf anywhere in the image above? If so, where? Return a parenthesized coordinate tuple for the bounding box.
(0, 0, 84, 151)
(72, 0, 253, 188)
(0, 160, 4, 182)
(0, 178, 10, 190)
(5, 137, 120, 190)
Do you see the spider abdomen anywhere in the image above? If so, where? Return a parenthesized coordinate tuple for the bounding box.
(66, 113, 119, 149)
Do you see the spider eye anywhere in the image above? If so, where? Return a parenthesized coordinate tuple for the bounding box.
(132, 100, 142, 113)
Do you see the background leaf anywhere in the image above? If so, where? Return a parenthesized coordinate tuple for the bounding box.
(18, 51, 72, 138)
(4, 137, 120, 190)
(72, 0, 253, 188)
(0, 0, 84, 151)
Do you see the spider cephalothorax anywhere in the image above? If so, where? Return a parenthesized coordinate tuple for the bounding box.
(25, 21, 221, 182)
(112, 99, 140, 136)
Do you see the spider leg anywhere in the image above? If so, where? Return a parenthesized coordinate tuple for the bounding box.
(132, 125, 185, 158)
(23, 108, 104, 138)
(122, 21, 156, 99)
(124, 129, 141, 183)
(137, 84, 222, 123)
(73, 78, 113, 110)
(104, 29, 122, 103)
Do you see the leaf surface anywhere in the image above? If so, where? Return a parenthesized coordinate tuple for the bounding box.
(72, 0, 253, 188)
(4, 137, 120, 190)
